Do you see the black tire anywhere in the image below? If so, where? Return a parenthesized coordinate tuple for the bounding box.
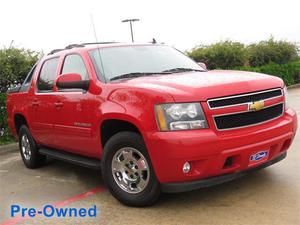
(18, 125, 46, 169)
(101, 131, 160, 207)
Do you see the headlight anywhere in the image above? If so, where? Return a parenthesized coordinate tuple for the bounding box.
(283, 86, 289, 110)
(155, 103, 208, 131)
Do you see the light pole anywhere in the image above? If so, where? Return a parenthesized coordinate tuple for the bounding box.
(122, 19, 140, 43)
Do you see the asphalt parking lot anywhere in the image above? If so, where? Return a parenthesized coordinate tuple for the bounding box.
(0, 88, 299, 225)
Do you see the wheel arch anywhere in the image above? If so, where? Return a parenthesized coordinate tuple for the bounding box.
(14, 113, 28, 135)
(100, 113, 145, 149)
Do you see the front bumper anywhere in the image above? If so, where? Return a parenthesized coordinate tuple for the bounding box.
(161, 152, 286, 193)
(144, 108, 297, 185)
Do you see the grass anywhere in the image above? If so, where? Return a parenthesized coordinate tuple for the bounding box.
(0, 134, 16, 146)
(0, 140, 16, 146)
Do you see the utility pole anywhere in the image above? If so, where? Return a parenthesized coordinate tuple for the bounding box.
(121, 19, 140, 43)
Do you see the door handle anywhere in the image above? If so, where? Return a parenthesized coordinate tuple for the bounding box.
(54, 102, 64, 108)
(32, 100, 39, 107)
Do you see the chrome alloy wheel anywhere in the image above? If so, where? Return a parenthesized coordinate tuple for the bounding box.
(21, 134, 31, 160)
(111, 147, 150, 194)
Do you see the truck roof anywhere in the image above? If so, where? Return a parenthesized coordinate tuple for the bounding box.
(47, 42, 160, 56)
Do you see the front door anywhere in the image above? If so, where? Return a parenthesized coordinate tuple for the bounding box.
(51, 54, 96, 156)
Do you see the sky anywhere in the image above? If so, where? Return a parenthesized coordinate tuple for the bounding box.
(0, 0, 299, 54)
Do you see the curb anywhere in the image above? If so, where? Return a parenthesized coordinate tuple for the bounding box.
(287, 84, 300, 89)
(0, 142, 18, 153)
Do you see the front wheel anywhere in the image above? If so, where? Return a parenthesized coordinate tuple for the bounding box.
(101, 132, 160, 207)
(19, 125, 46, 168)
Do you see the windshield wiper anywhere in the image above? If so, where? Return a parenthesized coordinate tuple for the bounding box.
(110, 72, 171, 81)
(162, 67, 205, 73)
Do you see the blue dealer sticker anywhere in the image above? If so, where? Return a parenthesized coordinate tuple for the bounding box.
(250, 150, 269, 162)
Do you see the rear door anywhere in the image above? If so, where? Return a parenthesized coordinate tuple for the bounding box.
(31, 57, 59, 147)
(52, 54, 95, 156)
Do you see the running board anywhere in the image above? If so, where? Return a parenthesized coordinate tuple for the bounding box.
(39, 148, 101, 170)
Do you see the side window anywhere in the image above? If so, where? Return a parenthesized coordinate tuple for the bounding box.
(37, 58, 59, 91)
(61, 54, 88, 80)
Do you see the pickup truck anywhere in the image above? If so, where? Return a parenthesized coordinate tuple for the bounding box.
(6, 43, 298, 206)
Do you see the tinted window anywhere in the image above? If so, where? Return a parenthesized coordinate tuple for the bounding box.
(37, 58, 59, 91)
(61, 54, 88, 80)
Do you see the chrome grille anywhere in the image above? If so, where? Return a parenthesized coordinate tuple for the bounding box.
(208, 88, 282, 109)
(208, 88, 284, 130)
(214, 103, 284, 130)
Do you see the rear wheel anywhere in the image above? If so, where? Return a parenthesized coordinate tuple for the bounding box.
(18, 125, 46, 168)
(101, 132, 160, 207)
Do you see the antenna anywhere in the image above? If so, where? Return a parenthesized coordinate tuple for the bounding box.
(90, 14, 107, 82)
(9, 40, 14, 49)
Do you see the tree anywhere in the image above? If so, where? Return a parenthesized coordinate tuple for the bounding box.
(247, 38, 299, 67)
(188, 41, 247, 69)
(0, 47, 40, 144)
(0, 48, 40, 93)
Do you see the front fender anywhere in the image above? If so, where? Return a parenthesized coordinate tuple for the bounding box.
(99, 87, 174, 132)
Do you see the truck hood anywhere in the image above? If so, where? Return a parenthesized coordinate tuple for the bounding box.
(123, 70, 284, 102)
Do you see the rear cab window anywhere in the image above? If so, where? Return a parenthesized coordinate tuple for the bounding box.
(19, 64, 37, 92)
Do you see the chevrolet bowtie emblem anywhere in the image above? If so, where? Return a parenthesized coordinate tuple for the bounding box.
(249, 100, 265, 111)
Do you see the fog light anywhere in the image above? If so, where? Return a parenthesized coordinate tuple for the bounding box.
(183, 162, 191, 174)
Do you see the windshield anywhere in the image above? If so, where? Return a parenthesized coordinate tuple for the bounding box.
(89, 45, 205, 82)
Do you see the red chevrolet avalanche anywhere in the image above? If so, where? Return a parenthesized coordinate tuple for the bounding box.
(7, 43, 298, 206)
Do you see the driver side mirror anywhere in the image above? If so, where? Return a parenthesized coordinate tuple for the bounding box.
(56, 73, 90, 91)
(197, 62, 207, 70)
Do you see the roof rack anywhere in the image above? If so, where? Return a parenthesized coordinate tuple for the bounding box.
(65, 44, 85, 49)
(47, 42, 118, 55)
(80, 42, 118, 45)
(48, 49, 65, 55)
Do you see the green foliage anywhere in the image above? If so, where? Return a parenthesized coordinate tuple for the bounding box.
(0, 47, 39, 93)
(188, 38, 299, 70)
(188, 41, 247, 69)
(247, 38, 299, 67)
(234, 60, 300, 86)
(0, 93, 14, 145)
